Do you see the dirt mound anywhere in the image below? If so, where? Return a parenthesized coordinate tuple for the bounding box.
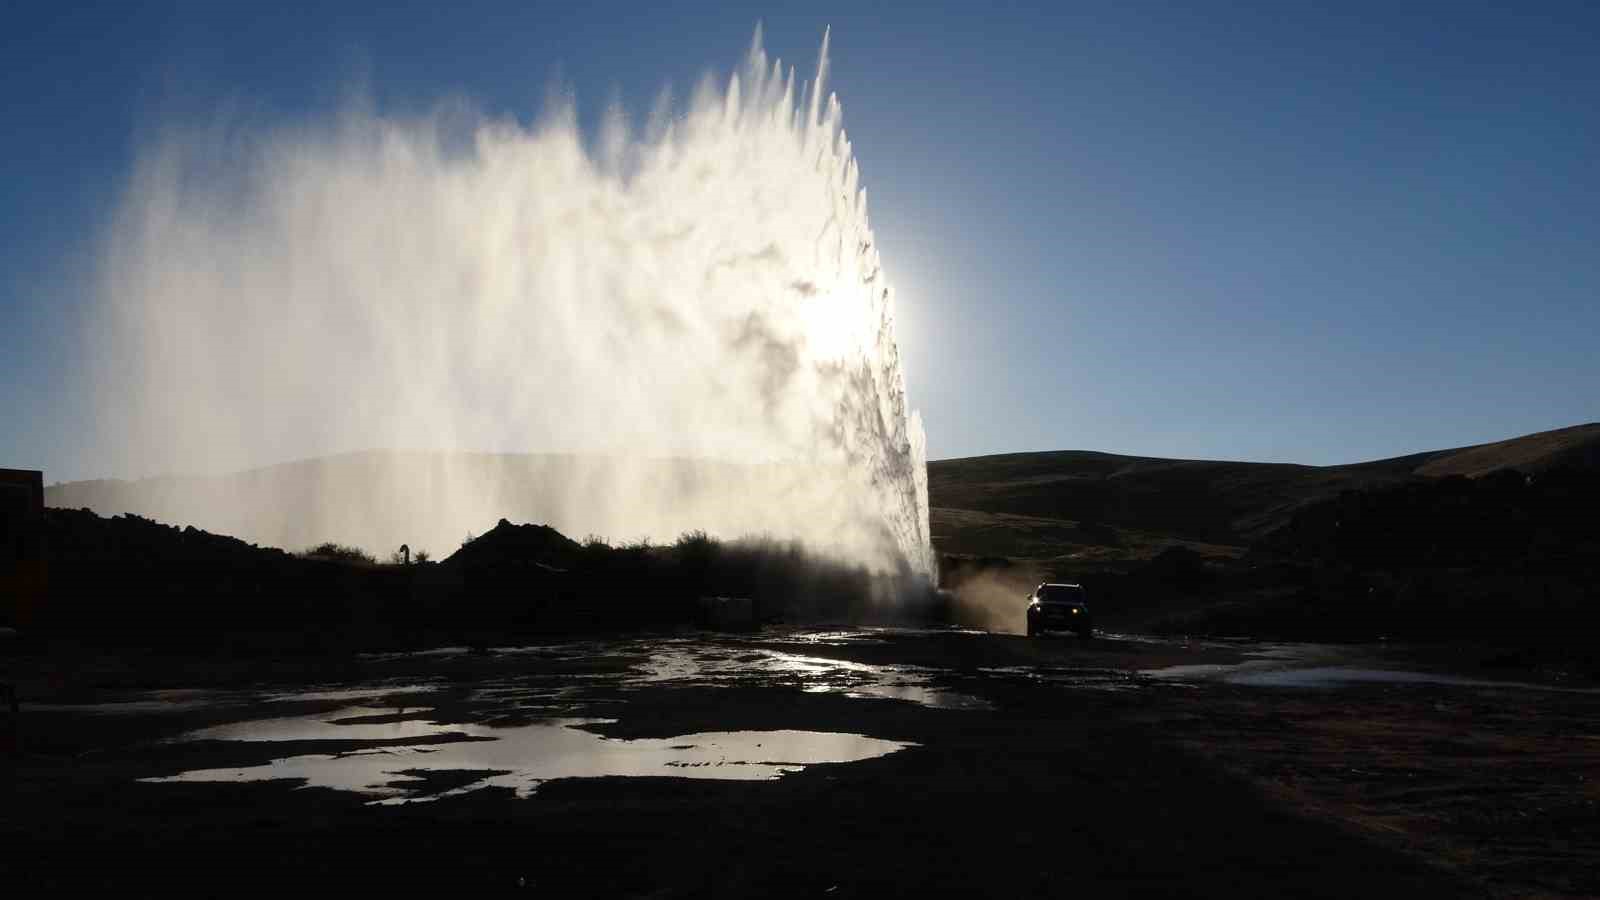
(443, 518, 584, 570)
(44, 507, 289, 565)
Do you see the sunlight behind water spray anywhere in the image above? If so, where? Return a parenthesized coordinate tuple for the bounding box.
(91, 29, 935, 577)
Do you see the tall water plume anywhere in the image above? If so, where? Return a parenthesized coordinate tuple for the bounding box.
(89, 29, 935, 578)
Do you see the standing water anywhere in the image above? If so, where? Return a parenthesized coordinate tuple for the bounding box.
(91, 29, 935, 577)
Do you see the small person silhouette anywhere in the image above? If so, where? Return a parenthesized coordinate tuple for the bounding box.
(399, 543, 410, 565)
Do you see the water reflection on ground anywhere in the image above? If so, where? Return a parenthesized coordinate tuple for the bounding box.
(25, 688, 223, 714)
(114, 627, 1599, 808)
(1139, 643, 1341, 682)
(261, 685, 435, 704)
(975, 666, 1147, 692)
(182, 706, 466, 742)
(629, 644, 993, 710)
(1139, 643, 1599, 694)
(144, 706, 914, 804)
(30, 684, 441, 715)
(1226, 666, 1600, 693)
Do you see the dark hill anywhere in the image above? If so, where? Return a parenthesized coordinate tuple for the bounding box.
(40, 424, 1600, 568)
(1262, 466, 1600, 573)
(1412, 423, 1600, 477)
(928, 423, 1600, 561)
(442, 518, 585, 571)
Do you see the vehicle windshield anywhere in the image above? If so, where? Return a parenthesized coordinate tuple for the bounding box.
(1038, 585, 1086, 603)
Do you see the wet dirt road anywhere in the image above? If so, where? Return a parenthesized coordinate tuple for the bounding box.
(4, 628, 1597, 896)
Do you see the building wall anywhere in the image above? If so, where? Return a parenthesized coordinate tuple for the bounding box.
(0, 469, 45, 628)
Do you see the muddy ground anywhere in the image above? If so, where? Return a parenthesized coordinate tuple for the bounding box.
(3, 628, 1597, 897)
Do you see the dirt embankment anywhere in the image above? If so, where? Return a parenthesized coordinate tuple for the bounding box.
(21, 509, 942, 653)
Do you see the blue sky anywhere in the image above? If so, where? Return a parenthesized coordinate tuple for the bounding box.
(4, 1, 1598, 479)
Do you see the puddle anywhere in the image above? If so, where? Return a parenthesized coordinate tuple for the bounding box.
(29, 699, 223, 714)
(1138, 641, 1600, 694)
(260, 685, 436, 704)
(143, 707, 914, 804)
(976, 666, 1146, 692)
(844, 683, 992, 710)
(1225, 667, 1600, 693)
(1140, 643, 1344, 682)
(26, 689, 227, 714)
(359, 646, 476, 659)
(759, 629, 892, 647)
(630, 646, 991, 710)
(1091, 631, 1186, 646)
(30, 685, 439, 715)
(181, 706, 466, 742)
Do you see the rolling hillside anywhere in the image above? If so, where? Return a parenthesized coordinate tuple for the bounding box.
(928, 423, 1600, 562)
(44, 453, 876, 563)
(42, 424, 1599, 567)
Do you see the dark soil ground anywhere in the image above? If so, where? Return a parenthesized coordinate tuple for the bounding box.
(4, 628, 1596, 897)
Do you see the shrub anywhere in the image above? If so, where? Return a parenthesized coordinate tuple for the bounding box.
(302, 542, 376, 565)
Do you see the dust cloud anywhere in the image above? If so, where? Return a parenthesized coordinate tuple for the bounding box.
(945, 567, 1040, 634)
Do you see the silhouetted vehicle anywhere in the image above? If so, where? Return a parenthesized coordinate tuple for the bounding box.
(1026, 583, 1093, 637)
